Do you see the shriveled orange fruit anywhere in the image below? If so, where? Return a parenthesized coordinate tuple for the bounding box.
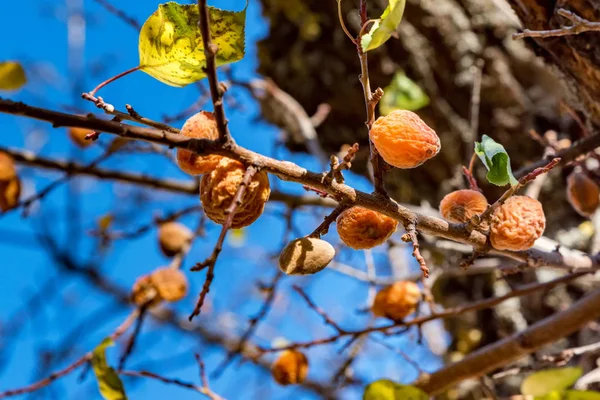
(200, 158, 271, 229)
(131, 274, 161, 307)
(0, 177, 21, 213)
(439, 189, 488, 223)
(336, 207, 398, 249)
(567, 171, 599, 217)
(176, 111, 223, 175)
(158, 222, 193, 257)
(490, 196, 545, 251)
(271, 350, 309, 385)
(150, 268, 188, 302)
(372, 281, 421, 321)
(0, 152, 17, 181)
(369, 110, 440, 169)
(68, 127, 94, 149)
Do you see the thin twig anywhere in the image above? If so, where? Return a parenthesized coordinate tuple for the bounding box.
(293, 285, 346, 333)
(309, 204, 347, 238)
(513, 8, 600, 40)
(188, 166, 258, 320)
(120, 369, 224, 400)
(402, 223, 430, 278)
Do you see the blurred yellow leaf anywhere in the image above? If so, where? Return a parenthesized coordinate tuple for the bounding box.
(91, 338, 128, 400)
(0, 61, 27, 91)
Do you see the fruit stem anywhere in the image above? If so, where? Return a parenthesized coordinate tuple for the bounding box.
(87, 65, 140, 96)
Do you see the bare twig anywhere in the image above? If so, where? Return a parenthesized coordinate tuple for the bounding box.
(402, 223, 430, 278)
(92, 0, 141, 30)
(293, 285, 346, 333)
(120, 369, 224, 400)
(309, 204, 347, 238)
(513, 8, 600, 40)
(327, 143, 359, 184)
(189, 166, 258, 320)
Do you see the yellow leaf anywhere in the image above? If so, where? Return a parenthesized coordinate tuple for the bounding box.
(139, 1, 248, 87)
(98, 214, 114, 232)
(521, 367, 582, 396)
(0, 61, 27, 91)
(92, 338, 128, 400)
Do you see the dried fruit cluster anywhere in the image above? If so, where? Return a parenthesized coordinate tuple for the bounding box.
(372, 281, 421, 321)
(0, 152, 20, 212)
(131, 267, 188, 307)
(490, 196, 545, 251)
(271, 350, 309, 385)
(337, 206, 398, 249)
(200, 158, 271, 228)
(439, 189, 488, 223)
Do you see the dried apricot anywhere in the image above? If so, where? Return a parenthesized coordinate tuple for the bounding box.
(131, 274, 161, 307)
(0, 152, 17, 181)
(439, 189, 488, 223)
(369, 110, 440, 169)
(490, 196, 545, 251)
(200, 158, 270, 229)
(336, 207, 398, 249)
(68, 127, 94, 149)
(567, 171, 599, 217)
(150, 268, 188, 302)
(158, 222, 193, 257)
(0, 177, 20, 212)
(279, 237, 335, 275)
(372, 281, 421, 321)
(176, 111, 223, 175)
(271, 350, 309, 385)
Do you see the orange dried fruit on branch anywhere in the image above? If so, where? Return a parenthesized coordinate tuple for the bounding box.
(271, 350, 309, 385)
(131, 274, 161, 307)
(372, 281, 421, 321)
(566, 171, 599, 217)
(68, 127, 94, 149)
(0, 152, 17, 181)
(158, 221, 193, 257)
(279, 237, 335, 275)
(439, 189, 488, 223)
(490, 196, 545, 251)
(176, 111, 223, 175)
(150, 267, 188, 302)
(0, 153, 21, 213)
(200, 158, 270, 229)
(336, 207, 398, 249)
(369, 110, 440, 169)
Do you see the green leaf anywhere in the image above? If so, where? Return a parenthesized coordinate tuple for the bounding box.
(91, 338, 128, 400)
(363, 379, 428, 400)
(563, 390, 600, 400)
(139, 1, 247, 87)
(379, 71, 429, 115)
(521, 367, 583, 396)
(474, 134, 518, 187)
(0, 61, 27, 91)
(361, 0, 406, 52)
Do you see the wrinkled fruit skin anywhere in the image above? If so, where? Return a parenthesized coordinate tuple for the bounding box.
(279, 237, 335, 275)
(158, 222, 193, 257)
(369, 110, 441, 169)
(372, 281, 421, 321)
(151, 268, 188, 302)
(0, 153, 20, 213)
(567, 171, 600, 217)
(439, 189, 488, 223)
(490, 196, 545, 251)
(271, 350, 309, 385)
(68, 127, 94, 149)
(336, 207, 398, 249)
(200, 158, 271, 229)
(176, 111, 223, 175)
(131, 267, 188, 306)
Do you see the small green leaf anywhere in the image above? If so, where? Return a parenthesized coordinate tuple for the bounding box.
(0, 61, 27, 91)
(91, 338, 128, 400)
(361, 0, 406, 52)
(521, 367, 583, 396)
(363, 379, 428, 400)
(474, 135, 518, 187)
(139, 1, 247, 87)
(379, 71, 429, 115)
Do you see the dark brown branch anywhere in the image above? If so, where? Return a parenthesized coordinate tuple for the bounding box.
(309, 204, 347, 238)
(92, 0, 141, 30)
(120, 369, 223, 400)
(196, 0, 232, 144)
(293, 285, 346, 333)
(188, 166, 258, 321)
(513, 8, 600, 40)
(415, 286, 600, 394)
(402, 224, 430, 278)
(257, 271, 588, 353)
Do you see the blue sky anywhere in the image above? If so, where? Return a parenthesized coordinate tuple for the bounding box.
(0, 1, 445, 399)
